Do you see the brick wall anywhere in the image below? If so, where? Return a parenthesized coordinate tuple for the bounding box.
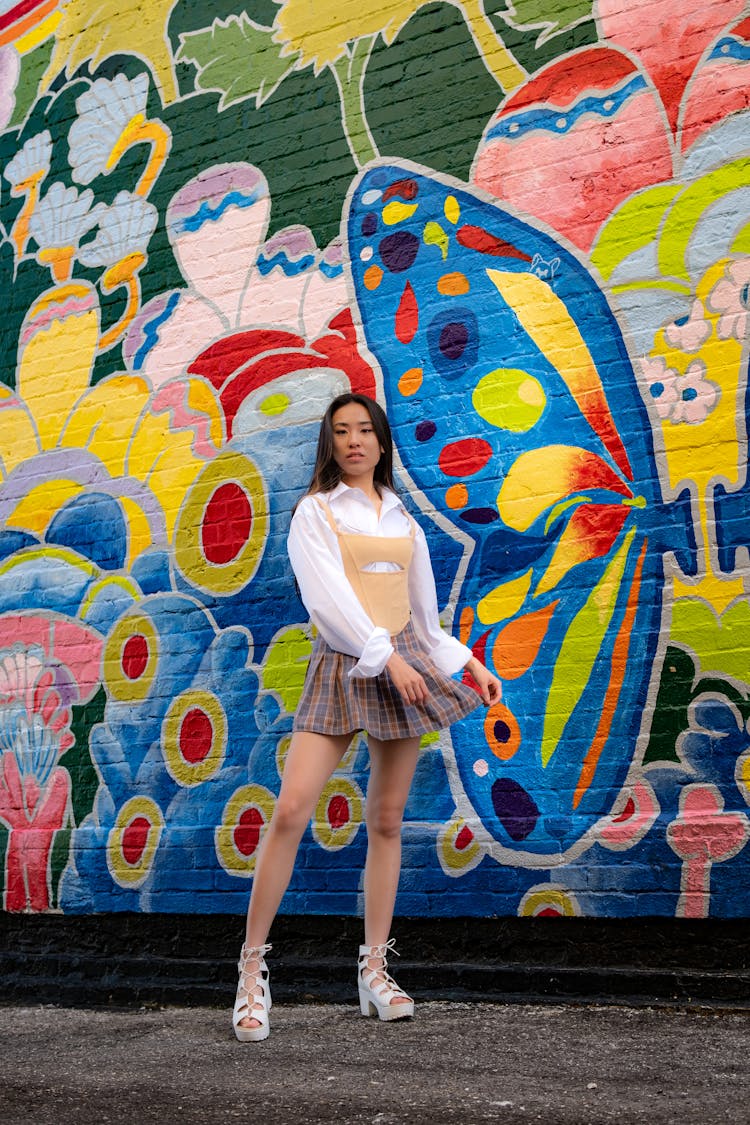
(0, 0, 749, 919)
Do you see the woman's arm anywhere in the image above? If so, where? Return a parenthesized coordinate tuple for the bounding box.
(462, 655, 502, 706)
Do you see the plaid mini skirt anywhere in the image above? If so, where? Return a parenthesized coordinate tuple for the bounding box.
(293, 619, 482, 740)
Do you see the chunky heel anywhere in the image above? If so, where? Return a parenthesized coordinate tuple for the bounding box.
(233, 942, 272, 1042)
(358, 988, 375, 1017)
(358, 939, 414, 1022)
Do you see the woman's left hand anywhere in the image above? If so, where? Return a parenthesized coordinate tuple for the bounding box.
(464, 658, 502, 706)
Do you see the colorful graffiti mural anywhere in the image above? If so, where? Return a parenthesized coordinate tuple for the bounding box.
(0, 0, 748, 918)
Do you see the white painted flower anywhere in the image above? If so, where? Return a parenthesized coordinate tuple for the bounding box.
(671, 359, 719, 425)
(706, 256, 750, 342)
(77, 190, 158, 267)
(68, 73, 150, 185)
(0, 47, 20, 133)
(28, 183, 106, 251)
(4, 130, 52, 189)
(124, 162, 353, 388)
(663, 297, 711, 353)
(639, 354, 680, 420)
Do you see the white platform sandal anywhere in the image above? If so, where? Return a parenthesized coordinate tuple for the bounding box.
(358, 939, 414, 1021)
(233, 943, 272, 1042)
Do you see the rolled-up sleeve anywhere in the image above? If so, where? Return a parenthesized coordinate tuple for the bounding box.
(287, 499, 394, 678)
(408, 523, 473, 675)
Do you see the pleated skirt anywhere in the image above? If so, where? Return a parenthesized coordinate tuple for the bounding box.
(293, 619, 482, 740)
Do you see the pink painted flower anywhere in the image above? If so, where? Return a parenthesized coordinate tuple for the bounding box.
(663, 299, 711, 353)
(0, 620, 103, 912)
(671, 360, 720, 425)
(473, 4, 750, 251)
(706, 256, 750, 341)
(640, 356, 718, 425)
(0, 644, 74, 912)
(639, 355, 680, 420)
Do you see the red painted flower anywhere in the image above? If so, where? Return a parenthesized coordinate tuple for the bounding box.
(473, 3, 750, 250)
(187, 308, 376, 440)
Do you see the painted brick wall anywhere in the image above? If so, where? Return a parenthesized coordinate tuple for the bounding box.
(0, 0, 749, 920)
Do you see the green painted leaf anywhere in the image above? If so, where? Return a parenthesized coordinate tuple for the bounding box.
(9, 39, 53, 129)
(541, 527, 635, 767)
(504, 0, 593, 44)
(590, 184, 680, 282)
(176, 14, 299, 110)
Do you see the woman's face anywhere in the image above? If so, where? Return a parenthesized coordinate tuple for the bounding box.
(331, 401, 383, 488)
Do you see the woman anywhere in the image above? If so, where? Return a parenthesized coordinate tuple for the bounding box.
(233, 393, 501, 1041)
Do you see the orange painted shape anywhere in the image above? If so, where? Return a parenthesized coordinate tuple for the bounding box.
(573, 540, 647, 809)
(0, 0, 57, 46)
(445, 483, 468, 509)
(484, 701, 521, 761)
(492, 601, 558, 680)
(398, 367, 423, 396)
(363, 264, 383, 290)
(437, 271, 470, 296)
(459, 605, 474, 646)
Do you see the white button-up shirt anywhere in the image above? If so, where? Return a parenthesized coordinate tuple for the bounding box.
(287, 482, 472, 679)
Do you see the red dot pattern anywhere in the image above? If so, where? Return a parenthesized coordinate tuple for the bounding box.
(121, 635, 149, 680)
(438, 438, 493, 477)
(201, 482, 252, 565)
(179, 708, 213, 764)
(122, 816, 150, 865)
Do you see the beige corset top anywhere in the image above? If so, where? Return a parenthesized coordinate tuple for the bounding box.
(316, 499, 415, 636)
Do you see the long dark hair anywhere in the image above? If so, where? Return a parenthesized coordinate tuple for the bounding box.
(303, 393, 396, 498)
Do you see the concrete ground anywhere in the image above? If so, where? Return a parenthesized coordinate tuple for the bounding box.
(2, 999, 749, 1124)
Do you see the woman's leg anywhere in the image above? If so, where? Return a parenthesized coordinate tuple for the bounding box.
(245, 730, 351, 946)
(238, 730, 350, 1031)
(362, 734, 421, 1006)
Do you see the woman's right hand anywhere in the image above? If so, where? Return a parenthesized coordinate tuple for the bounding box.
(386, 652, 429, 706)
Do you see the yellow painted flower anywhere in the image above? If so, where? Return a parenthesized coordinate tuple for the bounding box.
(273, 0, 419, 71)
(1, 280, 224, 569)
(41, 0, 180, 105)
(273, 0, 524, 89)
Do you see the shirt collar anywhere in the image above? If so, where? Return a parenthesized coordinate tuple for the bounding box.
(327, 481, 402, 515)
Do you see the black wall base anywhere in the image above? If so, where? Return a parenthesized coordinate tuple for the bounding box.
(3, 914, 750, 1010)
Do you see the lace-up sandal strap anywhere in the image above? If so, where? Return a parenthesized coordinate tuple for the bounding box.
(357, 940, 414, 1020)
(358, 938, 399, 966)
(238, 941, 272, 966)
(359, 940, 411, 1004)
(233, 943, 272, 1042)
(361, 966, 410, 1005)
(237, 943, 272, 1005)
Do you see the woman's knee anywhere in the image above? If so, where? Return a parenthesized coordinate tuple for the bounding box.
(271, 791, 312, 836)
(366, 802, 405, 840)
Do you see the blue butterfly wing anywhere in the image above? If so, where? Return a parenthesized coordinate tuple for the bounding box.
(346, 160, 695, 862)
